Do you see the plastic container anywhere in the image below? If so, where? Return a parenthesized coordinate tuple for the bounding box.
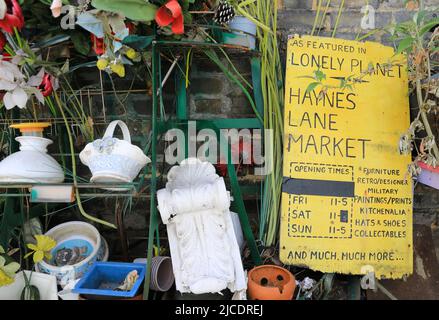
(133, 256, 174, 292)
(134, 256, 174, 292)
(36, 221, 109, 286)
(0, 271, 58, 300)
(73, 262, 146, 298)
(222, 16, 257, 49)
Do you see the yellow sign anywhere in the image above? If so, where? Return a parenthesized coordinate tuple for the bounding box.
(280, 35, 413, 279)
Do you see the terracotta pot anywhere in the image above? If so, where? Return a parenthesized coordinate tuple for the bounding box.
(247, 265, 296, 300)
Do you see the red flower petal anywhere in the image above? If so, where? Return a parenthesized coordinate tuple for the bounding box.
(0, 32, 6, 51)
(11, 0, 24, 29)
(165, 0, 182, 18)
(126, 22, 136, 34)
(39, 73, 54, 97)
(90, 34, 105, 55)
(0, 0, 24, 33)
(155, 6, 174, 27)
(2, 53, 12, 61)
(155, 0, 184, 34)
(171, 14, 184, 35)
(0, 15, 20, 33)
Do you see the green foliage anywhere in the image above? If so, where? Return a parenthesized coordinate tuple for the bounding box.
(391, 6, 439, 168)
(70, 32, 91, 56)
(306, 82, 320, 93)
(20, 272, 40, 300)
(91, 0, 158, 21)
(122, 35, 154, 51)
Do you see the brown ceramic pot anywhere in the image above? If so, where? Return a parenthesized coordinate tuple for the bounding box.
(247, 265, 296, 300)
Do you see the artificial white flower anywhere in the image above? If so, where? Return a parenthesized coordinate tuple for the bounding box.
(0, 58, 47, 110)
(27, 68, 45, 87)
(50, 0, 63, 18)
(3, 87, 27, 109)
(0, 0, 6, 20)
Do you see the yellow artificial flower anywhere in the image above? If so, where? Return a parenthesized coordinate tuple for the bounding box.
(24, 235, 57, 264)
(0, 269, 14, 287)
(125, 48, 139, 60)
(0, 256, 19, 287)
(110, 63, 125, 78)
(96, 58, 109, 70)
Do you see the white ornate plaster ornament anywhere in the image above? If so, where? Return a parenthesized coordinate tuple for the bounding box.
(157, 158, 246, 294)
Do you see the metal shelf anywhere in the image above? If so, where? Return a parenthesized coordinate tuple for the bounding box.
(153, 39, 261, 56)
(0, 181, 150, 198)
(142, 37, 264, 299)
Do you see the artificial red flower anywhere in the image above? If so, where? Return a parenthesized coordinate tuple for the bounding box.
(39, 73, 54, 97)
(126, 22, 136, 34)
(2, 52, 12, 61)
(0, 33, 6, 51)
(0, 0, 25, 34)
(155, 0, 184, 35)
(90, 34, 105, 55)
(216, 140, 254, 177)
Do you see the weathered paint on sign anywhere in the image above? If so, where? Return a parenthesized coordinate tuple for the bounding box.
(280, 35, 413, 279)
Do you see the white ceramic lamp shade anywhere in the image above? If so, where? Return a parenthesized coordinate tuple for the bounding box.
(0, 123, 64, 183)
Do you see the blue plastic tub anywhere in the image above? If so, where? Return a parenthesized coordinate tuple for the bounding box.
(73, 262, 146, 298)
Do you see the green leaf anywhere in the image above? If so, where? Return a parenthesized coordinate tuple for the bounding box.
(70, 32, 91, 56)
(23, 252, 33, 260)
(306, 82, 320, 93)
(181, 0, 190, 11)
(297, 75, 317, 80)
(0, 246, 4, 254)
(396, 37, 414, 55)
(339, 79, 346, 88)
(2, 262, 20, 277)
(91, 0, 158, 21)
(183, 11, 193, 25)
(314, 70, 326, 81)
(413, 10, 426, 25)
(419, 18, 439, 36)
(122, 35, 154, 51)
(68, 61, 98, 73)
(34, 34, 71, 49)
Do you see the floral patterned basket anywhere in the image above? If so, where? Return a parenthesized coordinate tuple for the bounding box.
(79, 120, 150, 187)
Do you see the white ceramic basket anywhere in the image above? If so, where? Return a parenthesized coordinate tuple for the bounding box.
(79, 120, 150, 186)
